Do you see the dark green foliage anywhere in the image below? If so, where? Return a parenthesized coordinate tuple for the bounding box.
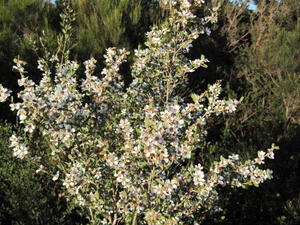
(71, 0, 141, 59)
(200, 1, 300, 224)
(0, 123, 89, 225)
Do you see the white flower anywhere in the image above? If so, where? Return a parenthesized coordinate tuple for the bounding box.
(35, 165, 44, 174)
(10, 135, 29, 159)
(178, 144, 191, 159)
(94, 171, 101, 179)
(151, 37, 161, 45)
(152, 133, 164, 145)
(17, 108, 27, 121)
(12, 143, 29, 159)
(152, 183, 164, 196)
(24, 124, 35, 133)
(10, 103, 20, 111)
(52, 171, 60, 181)
(106, 153, 119, 167)
(180, 0, 191, 9)
(195, 0, 205, 4)
(18, 77, 27, 86)
(267, 148, 275, 159)
(13, 59, 26, 73)
(9, 135, 19, 147)
(229, 154, 239, 161)
(178, 119, 185, 128)
(194, 164, 205, 186)
(76, 195, 86, 206)
(0, 85, 11, 102)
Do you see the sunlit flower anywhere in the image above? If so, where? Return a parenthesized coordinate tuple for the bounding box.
(52, 171, 60, 181)
(0, 85, 11, 102)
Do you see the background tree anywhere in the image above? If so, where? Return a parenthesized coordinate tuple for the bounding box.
(70, 0, 165, 63)
(203, 1, 300, 224)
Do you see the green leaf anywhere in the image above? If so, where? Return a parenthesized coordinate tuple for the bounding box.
(191, 93, 198, 103)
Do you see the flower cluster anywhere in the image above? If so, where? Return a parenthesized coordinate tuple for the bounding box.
(9, 135, 29, 159)
(0, 1, 278, 224)
(0, 84, 11, 102)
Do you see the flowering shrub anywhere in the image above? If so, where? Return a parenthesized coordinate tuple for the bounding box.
(0, 0, 278, 224)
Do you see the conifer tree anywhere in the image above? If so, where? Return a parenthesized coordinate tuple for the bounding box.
(70, 0, 163, 63)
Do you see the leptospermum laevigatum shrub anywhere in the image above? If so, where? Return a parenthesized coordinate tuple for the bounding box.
(0, 0, 278, 224)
